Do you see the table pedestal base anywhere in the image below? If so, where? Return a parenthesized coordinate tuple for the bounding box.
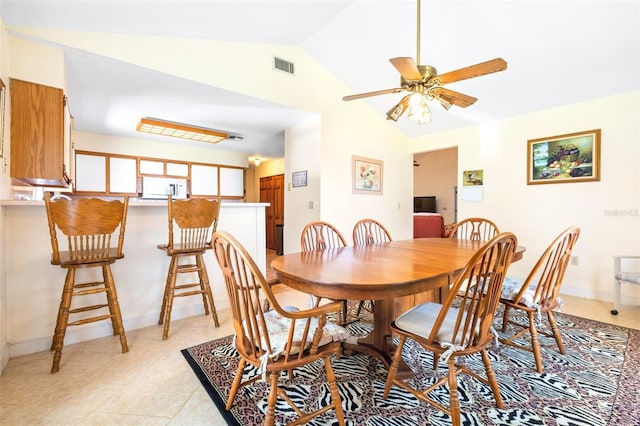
(342, 298, 414, 378)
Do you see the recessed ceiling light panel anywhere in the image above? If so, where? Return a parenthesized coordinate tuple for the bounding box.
(136, 117, 228, 144)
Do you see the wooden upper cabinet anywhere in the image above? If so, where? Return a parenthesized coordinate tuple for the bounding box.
(10, 79, 69, 187)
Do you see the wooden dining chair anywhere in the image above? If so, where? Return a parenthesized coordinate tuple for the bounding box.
(498, 226, 580, 373)
(156, 195, 221, 340)
(212, 231, 347, 426)
(448, 217, 499, 241)
(44, 192, 130, 373)
(300, 221, 351, 323)
(443, 222, 458, 238)
(352, 218, 392, 245)
(352, 218, 392, 316)
(301, 220, 347, 251)
(384, 232, 518, 426)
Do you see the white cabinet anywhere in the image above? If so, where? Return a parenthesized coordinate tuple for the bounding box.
(109, 157, 138, 194)
(75, 153, 106, 192)
(220, 167, 244, 196)
(74, 151, 244, 199)
(191, 164, 218, 196)
(166, 162, 189, 177)
(75, 153, 137, 194)
(139, 159, 164, 175)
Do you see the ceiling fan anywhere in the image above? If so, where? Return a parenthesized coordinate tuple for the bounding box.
(343, 0, 507, 124)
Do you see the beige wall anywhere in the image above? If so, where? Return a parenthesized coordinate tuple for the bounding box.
(410, 91, 640, 303)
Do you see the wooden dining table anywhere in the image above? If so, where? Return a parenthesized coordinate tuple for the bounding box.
(271, 237, 525, 375)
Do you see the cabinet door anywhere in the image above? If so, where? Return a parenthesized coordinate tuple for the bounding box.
(109, 157, 138, 194)
(191, 164, 218, 196)
(166, 162, 189, 177)
(10, 79, 66, 186)
(219, 167, 244, 196)
(139, 159, 164, 175)
(75, 153, 107, 192)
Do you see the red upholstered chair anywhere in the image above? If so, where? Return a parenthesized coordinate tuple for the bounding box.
(413, 213, 445, 238)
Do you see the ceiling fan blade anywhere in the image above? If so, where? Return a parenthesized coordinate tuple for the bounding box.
(343, 88, 404, 101)
(389, 57, 423, 81)
(430, 87, 478, 108)
(436, 58, 507, 85)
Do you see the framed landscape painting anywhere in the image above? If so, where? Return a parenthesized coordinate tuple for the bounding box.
(527, 129, 601, 185)
(352, 155, 383, 195)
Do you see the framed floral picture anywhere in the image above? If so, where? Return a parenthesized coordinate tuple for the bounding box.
(352, 155, 383, 195)
(527, 129, 601, 185)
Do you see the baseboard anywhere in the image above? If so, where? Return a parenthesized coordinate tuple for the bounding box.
(6, 305, 218, 359)
(1, 342, 10, 373)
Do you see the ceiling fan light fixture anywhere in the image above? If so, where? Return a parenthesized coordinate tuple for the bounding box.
(407, 94, 431, 124)
(386, 102, 404, 121)
(437, 97, 453, 110)
(386, 94, 412, 121)
(136, 117, 228, 144)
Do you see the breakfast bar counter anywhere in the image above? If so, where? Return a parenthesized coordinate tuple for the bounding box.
(2, 200, 267, 358)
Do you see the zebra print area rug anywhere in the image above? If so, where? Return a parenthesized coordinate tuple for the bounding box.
(181, 312, 639, 425)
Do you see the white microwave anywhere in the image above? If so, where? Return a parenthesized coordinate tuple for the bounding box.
(141, 177, 188, 199)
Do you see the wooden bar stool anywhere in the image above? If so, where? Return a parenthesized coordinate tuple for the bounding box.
(44, 193, 130, 373)
(157, 196, 221, 340)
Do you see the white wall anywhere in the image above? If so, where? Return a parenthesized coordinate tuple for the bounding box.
(0, 25, 69, 371)
(283, 117, 322, 253)
(411, 91, 640, 303)
(318, 100, 414, 243)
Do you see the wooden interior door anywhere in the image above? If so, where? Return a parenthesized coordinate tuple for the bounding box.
(260, 174, 284, 250)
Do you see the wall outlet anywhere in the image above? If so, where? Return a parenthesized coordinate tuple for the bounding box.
(308, 201, 315, 209)
(570, 256, 579, 266)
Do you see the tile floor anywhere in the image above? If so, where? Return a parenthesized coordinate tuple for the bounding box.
(1, 257, 638, 425)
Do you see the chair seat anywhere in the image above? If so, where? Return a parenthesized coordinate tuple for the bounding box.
(55, 249, 123, 266)
(251, 309, 350, 358)
(500, 277, 539, 308)
(395, 302, 462, 343)
(615, 272, 640, 285)
(157, 243, 212, 254)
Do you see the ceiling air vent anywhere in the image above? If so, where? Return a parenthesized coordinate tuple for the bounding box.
(273, 56, 295, 75)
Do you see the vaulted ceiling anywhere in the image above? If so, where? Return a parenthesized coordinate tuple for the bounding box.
(1, 1, 638, 160)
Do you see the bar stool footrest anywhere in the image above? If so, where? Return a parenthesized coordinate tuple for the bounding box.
(68, 313, 114, 326)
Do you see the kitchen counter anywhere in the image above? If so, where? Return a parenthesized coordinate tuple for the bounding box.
(2, 201, 268, 358)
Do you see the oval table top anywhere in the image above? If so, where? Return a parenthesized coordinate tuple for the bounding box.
(271, 237, 525, 301)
